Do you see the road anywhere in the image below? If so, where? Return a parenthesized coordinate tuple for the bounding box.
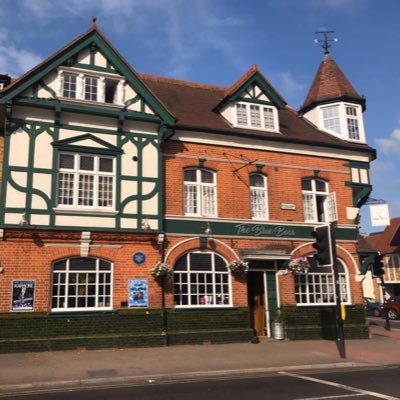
(2, 366, 400, 400)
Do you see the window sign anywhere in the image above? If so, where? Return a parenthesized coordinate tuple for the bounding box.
(128, 279, 148, 308)
(133, 252, 146, 265)
(11, 280, 35, 312)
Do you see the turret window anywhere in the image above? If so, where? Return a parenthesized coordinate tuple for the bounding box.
(346, 106, 360, 140)
(322, 105, 341, 134)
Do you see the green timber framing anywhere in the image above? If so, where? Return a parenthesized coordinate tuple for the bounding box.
(0, 25, 176, 233)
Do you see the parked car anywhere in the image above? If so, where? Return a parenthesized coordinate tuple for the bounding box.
(383, 296, 400, 320)
(364, 297, 382, 317)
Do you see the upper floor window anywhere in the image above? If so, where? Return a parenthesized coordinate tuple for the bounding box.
(235, 103, 278, 131)
(346, 106, 360, 140)
(173, 251, 231, 307)
(322, 105, 341, 134)
(63, 73, 77, 98)
(184, 168, 217, 217)
(57, 69, 124, 106)
(51, 257, 112, 311)
(319, 103, 365, 142)
(250, 174, 268, 219)
(302, 179, 329, 223)
(57, 152, 115, 211)
(84, 76, 98, 101)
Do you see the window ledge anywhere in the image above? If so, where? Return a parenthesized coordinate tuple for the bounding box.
(54, 208, 119, 216)
(59, 97, 124, 109)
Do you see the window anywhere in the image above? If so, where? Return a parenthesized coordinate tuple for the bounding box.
(63, 73, 77, 98)
(250, 174, 268, 219)
(57, 152, 115, 210)
(322, 105, 341, 134)
(302, 179, 329, 223)
(51, 258, 112, 311)
(235, 103, 277, 131)
(173, 251, 231, 307)
(58, 69, 125, 105)
(184, 169, 216, 217)
(84, 76, 98, 101)
(295, 261, 349, 305)
(346, 106, 360, 140)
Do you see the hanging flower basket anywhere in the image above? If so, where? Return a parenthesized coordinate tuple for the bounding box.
(287, 257, 310, 274)
(150, 262, 173, 283)
(228, 259, 249, 275)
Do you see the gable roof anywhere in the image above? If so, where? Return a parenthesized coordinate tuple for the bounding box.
(300, 53, 365, 113)
(0, 24, 175, 126)
(141, 73, 375, 155)
(365, 218, 400, 254)
(217, 64, 287, 109)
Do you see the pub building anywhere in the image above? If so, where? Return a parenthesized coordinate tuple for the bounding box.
(0, 23, 375, 351)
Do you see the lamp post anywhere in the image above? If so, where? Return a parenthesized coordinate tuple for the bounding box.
(157, 233, 169, 346)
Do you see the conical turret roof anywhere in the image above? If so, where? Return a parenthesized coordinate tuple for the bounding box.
(300, 53, 365, 113)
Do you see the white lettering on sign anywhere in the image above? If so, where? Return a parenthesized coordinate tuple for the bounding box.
(235, 224, 296, 237)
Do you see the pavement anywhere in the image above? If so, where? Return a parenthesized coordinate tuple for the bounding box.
(0, 322, 399, 395)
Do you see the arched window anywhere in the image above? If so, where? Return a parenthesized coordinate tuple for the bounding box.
(184, 168, 217, 217)
(51, 257, 113, 311)
(173, 251, 231, 307)
(302, 178, 329, 222)
(294, 260, 350, 305)
(250, 174, 268, 219)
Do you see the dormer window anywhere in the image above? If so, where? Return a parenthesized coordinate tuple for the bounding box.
(235, 102, 278, 131)
(57, 68, 125, 106)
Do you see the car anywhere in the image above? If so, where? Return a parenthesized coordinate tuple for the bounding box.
(364, 297, 382, 317)
(382, 296, 400, 320)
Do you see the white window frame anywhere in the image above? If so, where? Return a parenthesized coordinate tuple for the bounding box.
(173, 251, 232, 308)
(234, 102, 279, 132)
(302, 179, 331, 223)
(322, 105, 341, 134)
(57, 68, 125, 106)
(250, 173, 269, 220)
(51, 258, 113, 312)
(62, 72, 77, 99)
(184, 168, 217, 217)
(84, 76, 98, 102)
(57, 152, 115, 212)
(319, 103, 365, 143)
(295, 261, 350, 306)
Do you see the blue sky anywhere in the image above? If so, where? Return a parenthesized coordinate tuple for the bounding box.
(1, 0, 398, 234)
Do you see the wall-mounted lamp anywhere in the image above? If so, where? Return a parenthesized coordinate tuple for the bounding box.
(204, 222, 212, 237)
(19, 212, 29, 227)
(157, 233, 165, 245)
(0, 266, 4, 274)
(142, 219, 151, 231)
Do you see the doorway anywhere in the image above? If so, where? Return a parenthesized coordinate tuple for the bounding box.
(247, 271, 266, 336)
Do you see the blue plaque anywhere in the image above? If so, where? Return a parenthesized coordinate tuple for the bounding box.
(133, 252, 146, 265)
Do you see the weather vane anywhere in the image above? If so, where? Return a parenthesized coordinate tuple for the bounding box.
(314, 27, 338, 55)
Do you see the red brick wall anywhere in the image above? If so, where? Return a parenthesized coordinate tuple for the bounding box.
(164, 141, 353, 224)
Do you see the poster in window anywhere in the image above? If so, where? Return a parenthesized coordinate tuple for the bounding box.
(11, 280, 35, 312)
(128, 279, 148, 308)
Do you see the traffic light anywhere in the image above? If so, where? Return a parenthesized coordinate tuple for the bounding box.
(372, 254, 384, 276)
(312, 225, 332, 266)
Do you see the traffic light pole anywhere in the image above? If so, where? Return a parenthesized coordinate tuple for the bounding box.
(330, 222, 346, 359)
(380, 275, 391, 331)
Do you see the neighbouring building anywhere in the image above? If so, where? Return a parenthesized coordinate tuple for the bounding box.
(362, 218, 400, 301)
(0, 23, 376, 352)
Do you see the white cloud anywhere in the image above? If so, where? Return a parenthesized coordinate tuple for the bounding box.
(0, 28, 43, 77)
(375, 128, 400, 155)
